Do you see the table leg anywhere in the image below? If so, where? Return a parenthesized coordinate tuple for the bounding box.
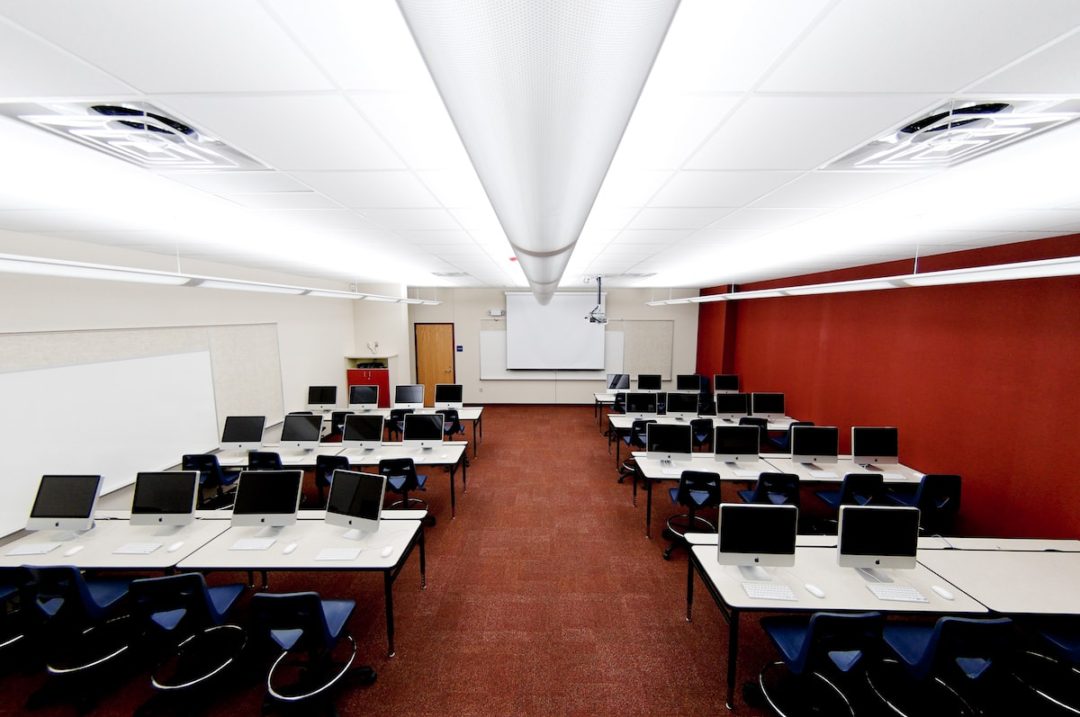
(384, 570, 396, 658)
(686, 549, 695, 622)
(419, 526, 427, 590)
(727, 610, 739, 710)
(615, 436, 622, 470)
(645, 479, 653, 539)
(472, 418, 479, 458)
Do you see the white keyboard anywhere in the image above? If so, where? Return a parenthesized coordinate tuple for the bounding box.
(114, 542, 162, 555)
(732, 469, 760, 478)
(742, 581, 798, 601)
(660, 464, 692, 476)
(315, 548, 362, 562)
(867, 583, 928, 603)
(229, 538, 277, 551)
(880, 472, 905, 482)
(808, 469, 839, 479)
(6, 541, 61, 556)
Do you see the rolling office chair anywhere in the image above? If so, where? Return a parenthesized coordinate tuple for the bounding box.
(758, 611, 883, 717)
(738, 416, 774, 453)
(436, 409, 466, 441)
(247, 451, 284, 471)
(815, 473, 884, 510)
(182, 453, 239, 508)
(325, 411, 354, 443)
(378, 458, 433, 525)
(886, 474, 961, 535)
(314, 454, 351, 507)
(1010, 619, 1080, 714)
(738, 472, 800, 507)
(773, 420, 814, 453)
(387, 408, 414, 441)
(618, 418, 656, 483)
(690, 418, 713, 452)
(663, 470, 722, 560)
(0, 569, 32, 659)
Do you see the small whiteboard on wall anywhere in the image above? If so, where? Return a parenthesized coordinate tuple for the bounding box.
(0, 351, 219, 538)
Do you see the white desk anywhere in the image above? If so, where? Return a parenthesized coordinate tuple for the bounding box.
(594, 392, 616, 429)
(351, 406, 485, 456)
(606, 414, 796, 470)
(918, 537, 1080, 552)
(918, 549, 1080, 615)
(689, 545, 985, 710)
(179, 518, 425, 656)
(765, 456, 923, 484)
(338, 442, 468, 518)
(214, 446, 345, 468)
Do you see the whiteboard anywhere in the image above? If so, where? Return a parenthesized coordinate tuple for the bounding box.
(0, 351, 219, 537)
(480, 328, 624, 380)
(505, 292, 606, 369)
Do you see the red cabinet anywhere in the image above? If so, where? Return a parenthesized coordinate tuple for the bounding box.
(347, 368, 391, 408)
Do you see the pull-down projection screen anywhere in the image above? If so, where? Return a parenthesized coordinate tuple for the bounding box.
(505, 292, 606, 369)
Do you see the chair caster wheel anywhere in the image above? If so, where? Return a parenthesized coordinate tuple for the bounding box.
(663, 549, 673, 560)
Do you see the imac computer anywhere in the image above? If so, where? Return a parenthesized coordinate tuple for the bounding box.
(646, 423, 693, 464)
(130, 471, 198, 529)
(715, 392, 750, 421)
(714, 425, 761, 464)
(342, 414, 384, 451)
(717, 503, 798, 580)
(676, 374, 701, 392)
(838, 505, 921, 581)
(220, 415, 266, 452)
(852, 427, 900, 466)
(348, 385, 379, 411)
(231, 470, 303, 533)
(280, 414, 323, 451)
(26, 474, 102, 534)
(307, 385, 337, 411)
(791, 426, 839, 465)
(625, 392, 658, 419)
(394, 384, 425, 409)
(605, 373, 630, 391)
(751, 392, 785, 419)
(325, 470, 386, 540)
(403, 413, 444, 450)
(714, 374, 740, 393)
(664, 392, 699, 420)
(637, 374, 662, 392)
(434, 384, 464, 409)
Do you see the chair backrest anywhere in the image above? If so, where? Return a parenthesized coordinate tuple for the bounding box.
(612, 392, 627, 413)
(838, 473, 884, 506)
(20, 565, 108, 624)
(327, 411, 353, 441)
(129, 573, 219, 633)
(796, 611, 883, 675)
(675, 471, 722, 510)
(182, 453, 225, 485)
(775, 420, 814, 451)
(748, 472, 800, 507)
(738, 416, 770, 451)
(915, 474, 961, 529)
(379, 458, 420, 494)
(920, 616, 1013, 682)
(690, 418, 713, 448)
(436, 409, 463, 435)
(388, 408, 414, 423)
(247, 451, 283, 471)
(629, 418, 656, 447)
(314, 454, 351, 490)
(250, 592, 339, 653)
(287, 411, 315, 415)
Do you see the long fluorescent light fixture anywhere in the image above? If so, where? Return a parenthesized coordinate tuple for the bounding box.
(398, 0, 679, 304)
(0, 253, 438, 303)
(645, 256, 1080, 305)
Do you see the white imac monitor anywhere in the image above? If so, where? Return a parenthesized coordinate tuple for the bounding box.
(348, 385, 379, 411)
(605, 373, 630, 391)
(280, 414, 322, 451)
(676, 374, 701, 392)
(342, 414, 384, 451)
(717, 504, 798, 576)
(837, 505, 920, 575)
(434, 384, 464, 409)
(852, 427, 899, 466)
(637, 374, 662, 392)
(130, 471, 198, 528)
(751, 392, 785, 419)
(625, 392, 658, 419)
(646, 423, 693, 463)
(394, 384, 425, 409)
(26, 474, 102, 533)
(220, 415, 266, 451)
(791, 426, 839, 465)
(325, 470, 386, 540)
(714, 425, 760, 463)
(403, 413, 444, 450)
(714, 392, 750, 421)
(307, 385, 337, 412)
(231, 470, 303, 529)
(665, 392, 699, 420)
(713, 374, 740, 393)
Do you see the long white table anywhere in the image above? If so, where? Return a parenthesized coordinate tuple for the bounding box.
(918, 549, 1080, 614)
(338, 442, 468, 518)
(606, 414, 797, 469)
(766, 456, 923, 484)
(347, 406, 485, 456)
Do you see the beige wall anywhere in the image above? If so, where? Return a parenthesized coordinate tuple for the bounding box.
(406, 287, 699, 404)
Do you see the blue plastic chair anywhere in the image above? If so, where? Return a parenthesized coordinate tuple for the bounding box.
(182, 453, 239, 506)
(387, 408, 414, 441)
(378, 458, 429, 512)
(738, 416, 776, 453)
(663, 470, 722, 560)
(437, 409, 466, 440)
(619, 418, 656, 483)
(247, 451, 284, 471)
(690, 418, 713, 452)
(738, 472, 800, 507)
(886, 474, 961, 534)
(314, 454, 350, 506)
(816, 473, 884, 509)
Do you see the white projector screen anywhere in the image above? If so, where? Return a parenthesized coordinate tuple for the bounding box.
(505, 292, 606, 369)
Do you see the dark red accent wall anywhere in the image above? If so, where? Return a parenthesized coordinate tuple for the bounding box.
(696, 236, 1080, 537)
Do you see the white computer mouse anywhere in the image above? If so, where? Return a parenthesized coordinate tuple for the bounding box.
(380, 545, 394, 558)
(64, 545, 85, 557)
(804, 583, 826, 598)
(283, 543, 298, 555)
(931, 585, 955, 601)
(166, 541, 185, 553)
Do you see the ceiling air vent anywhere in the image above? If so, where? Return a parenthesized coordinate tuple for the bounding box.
(830, 98, 1080, 170)
(0, 101, 265, 171)
(431, 271, 469, 278)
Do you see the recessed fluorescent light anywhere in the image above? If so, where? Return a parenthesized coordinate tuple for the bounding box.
(195, 278, 305, 295)
(731, 289, 786, 299)
(363, 295, 401, 303)
(306, 289, 365, 299)
(901, 256, 1080, 286)
(783, 279, 900, 296)
(0, 254, 189, 286)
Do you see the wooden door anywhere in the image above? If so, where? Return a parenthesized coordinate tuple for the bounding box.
(415, 323, 455, 406)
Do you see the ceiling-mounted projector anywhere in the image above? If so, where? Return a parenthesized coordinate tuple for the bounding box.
(586, 275, 607, 324)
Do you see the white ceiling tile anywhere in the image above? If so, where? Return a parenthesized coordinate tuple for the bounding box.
(416, 169, 490, 208)
(0, 209, 153, 232)
(614, 94, 740, 170)
(593, 170, 673, 207)
(226, 192, 341, 210)
(762, 0, 1080, 93)
(292, 171, 439, 208)
(361, 208, 460, 232)
(651, 171, 800, 207)
(351, 91, 471, 170)
(687, 95, 937, 170)
(751, 171, 931, 209)
(626, 207, 732, 230)
(404, 230, 475, 245)
(251, 209, 383, 234)
(166, 171, 310, 194)
(156, 94, 404, 170)
(0, 0, 333, 93)
(707, 208, 824, 232)
(614, 229, 694, 245)
(972, 30, 1080, 94)
(0, 18, 135, 97)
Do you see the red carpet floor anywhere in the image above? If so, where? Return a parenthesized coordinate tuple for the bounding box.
(1, 405, 779, 716)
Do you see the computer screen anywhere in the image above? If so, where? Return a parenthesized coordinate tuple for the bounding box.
(220, 415, 266, 450)
(713, 374, 740, 392)
(280, 414, 322, 449)
(852, 427, 899, 465)
(714, 425, 760, 462)
(646, 423, 692, 461)
(307, 385, 337, 408)
(349, 385, 379, 408)
(434, 384, 463, 407)
(606, 373, 630, 390)
(676, 374, 701, 391)
(837, 506, 920, 570)
(717, 504, 798, 567)
(714, 392, 750, 418)
(791, 426, 839, 464)
(403, 413, 444, 448)
(395, 384, 425, 407)
(130, 471, 198, 526)
(231, 470, 303, 528)
(665, 392, 699, 418)
(637, 374, 662, 391)
(342, 414, 384, 449)
(625, 392, 658, 416)
(27, 474, 101, 532)
(751, 392, 785, 416)
(325, 470, 386, 537)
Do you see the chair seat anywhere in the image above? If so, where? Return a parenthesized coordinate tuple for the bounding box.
(885, 490, 918, 507)
(1040, 626, 1080, 664)
(86, 578, 132, 613)
(388, 474, 427, 492)
(884, 623, 994, 681)
(738, 489, 791, 505)
(762, 614, 869, 675)
(321, 599, 355, 640)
